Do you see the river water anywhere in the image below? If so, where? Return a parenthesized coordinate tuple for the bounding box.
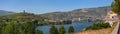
(36, 22, 94, 34)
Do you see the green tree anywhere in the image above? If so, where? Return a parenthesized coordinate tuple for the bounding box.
(59, 26, 66, 34)
(20, 22, 35, 34)
(112, 0, 120, 15)
(36, 30, 43, 34)
(68, 26, 74, 34)
(0, 22, 6, 34)
(49, 25, 59, 34)
(1, 21, 36, 34)
(2, 22, 18, 34)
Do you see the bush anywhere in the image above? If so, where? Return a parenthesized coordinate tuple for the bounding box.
(49, 25, 59, 34)
(68, 26, 74, 33)
(36, 30, 43, 34)
(1, 22, 36, 34)
(85, 22, 110, 30)
(59, 26, 66, 34)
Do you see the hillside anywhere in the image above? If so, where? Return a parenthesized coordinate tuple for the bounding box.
(0, 12, 47, 34)
(0, 12, 72, 25)
(0, 10, 14, 16)
(40, 6, 111, 20)
(0, 12, 46, 24)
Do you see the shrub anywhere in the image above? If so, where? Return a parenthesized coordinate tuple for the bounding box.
(49, 25, 59, 34)
(68, 26, 74, 33)
(85, 22, 110, 30)
(59, 26, 66, 34)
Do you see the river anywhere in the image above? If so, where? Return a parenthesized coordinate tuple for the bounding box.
(36, 22, 94, 34)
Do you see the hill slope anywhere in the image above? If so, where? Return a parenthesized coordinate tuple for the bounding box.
(0, 12, 45, 23)
(40, 6, 111, 20)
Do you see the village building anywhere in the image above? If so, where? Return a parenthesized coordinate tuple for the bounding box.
(72, 17, 81, 22)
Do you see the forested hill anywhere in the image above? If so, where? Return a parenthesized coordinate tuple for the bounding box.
(40, 6, 111, 20)
(0, 12, 46, 34)
(0, 12, 45, 23)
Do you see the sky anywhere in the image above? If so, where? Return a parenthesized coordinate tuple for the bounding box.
(0, 0, 114, 14)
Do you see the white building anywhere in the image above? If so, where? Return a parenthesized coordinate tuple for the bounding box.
(72, 18, 81, 22)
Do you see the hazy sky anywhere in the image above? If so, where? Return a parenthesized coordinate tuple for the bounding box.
(0, 0, 114, 14)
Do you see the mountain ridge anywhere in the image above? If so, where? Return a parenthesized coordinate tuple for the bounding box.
(40, 6, 111, 20)
(0, 10, 15, 16)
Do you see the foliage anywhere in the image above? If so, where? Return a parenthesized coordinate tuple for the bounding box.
(68, 26, 74, 33)
(85, 22, 111, 30)
(36, 30, 43, 34)
(49, 25, 59, 34)
(59, 26, 66, 34)
(0, 21, 35, 34)
(112, 0, 120, 15)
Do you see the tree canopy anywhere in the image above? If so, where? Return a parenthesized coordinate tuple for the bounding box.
(112, 0, 120, 15)
(68, 26, 74, 34)
(49, 25, 59, 34)
(59, 26, 66, 34)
